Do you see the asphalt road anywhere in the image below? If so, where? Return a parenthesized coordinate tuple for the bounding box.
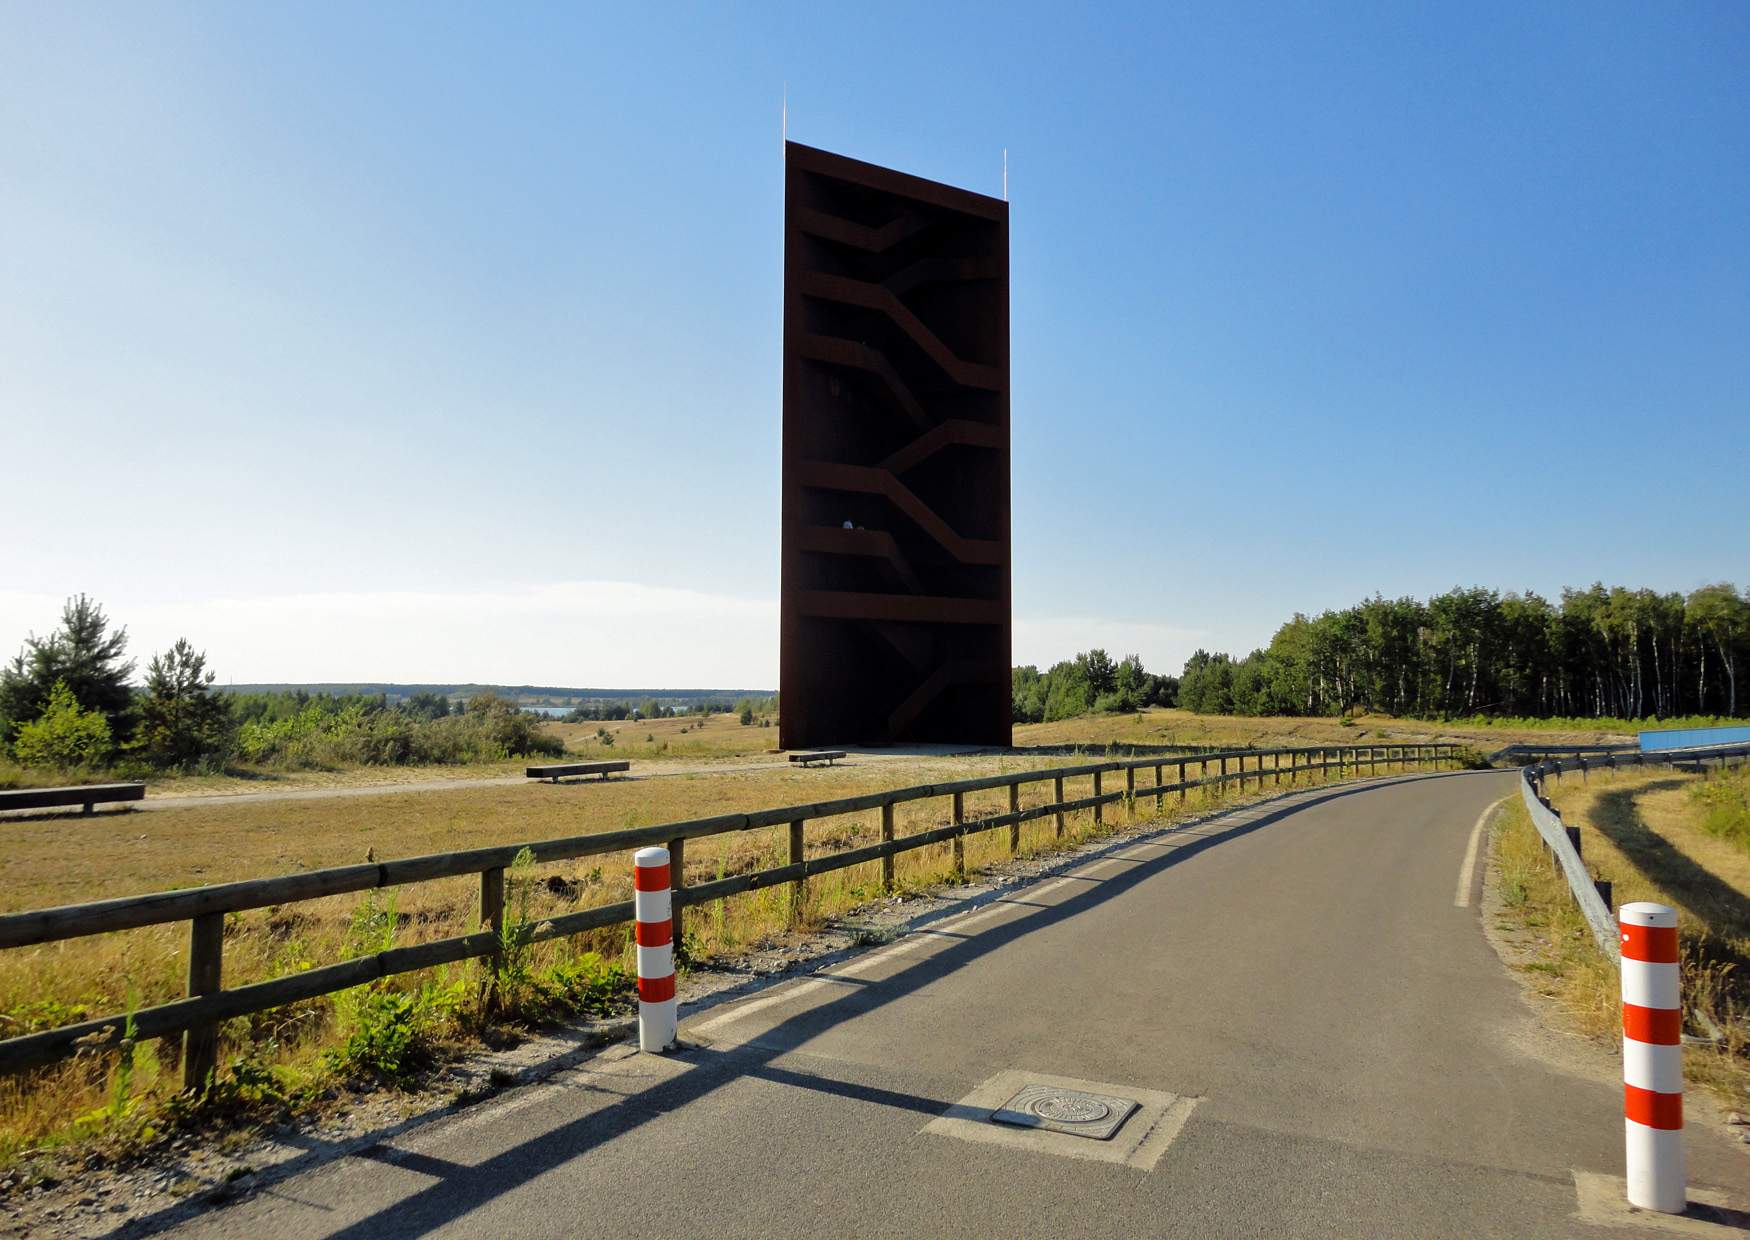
(163, 770, 1748, 1238)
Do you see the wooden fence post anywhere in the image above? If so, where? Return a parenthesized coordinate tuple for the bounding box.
(479, 865, 505, 1012)
(951, 792, 966, 875)
(881, 802, 895, 892)
(667, 837, 686, 951)
(1125, 766, 1135, 820)
(789, 820, 806, 924)
(1178, 761, 1187, 803)
(1008, 781, 1020, 853)
(1054, 775, 1065, 838)
(1093, 772, 1104, 825)
(183, 912, 224, 1092)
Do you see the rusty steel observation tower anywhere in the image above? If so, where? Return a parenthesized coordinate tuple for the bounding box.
(779, 143, 1011, 749)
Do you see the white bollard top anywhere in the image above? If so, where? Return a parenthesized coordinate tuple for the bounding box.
(634, 845, 670, 868)
(1619, 902, 1677, 928)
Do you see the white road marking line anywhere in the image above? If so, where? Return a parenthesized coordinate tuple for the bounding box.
(1453, 797, 1506, 908)
(690, 978, 837, 1035)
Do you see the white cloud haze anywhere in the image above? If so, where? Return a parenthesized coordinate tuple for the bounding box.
(0, 586, 1207, 690)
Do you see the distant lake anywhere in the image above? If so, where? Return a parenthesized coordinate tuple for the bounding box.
(525, 706, 577, 717)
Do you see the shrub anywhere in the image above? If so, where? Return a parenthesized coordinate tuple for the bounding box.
(12, 680, 112, 770)
(1689, 769, 1750, 852)
(0, 595, 136, 746)
(234, 697, 561, 769)
(525, 951, 631, 1023)
(330, 980, 461, 1085)
(328, 891, 463, 1084)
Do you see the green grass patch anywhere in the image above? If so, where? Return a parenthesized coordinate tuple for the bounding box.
(1688, 765, 1750, 853)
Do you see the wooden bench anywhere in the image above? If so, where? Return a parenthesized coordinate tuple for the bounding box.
(0, 782, 146, 816)
(789, 751, 847, 768)
(525, 761, 630, 783)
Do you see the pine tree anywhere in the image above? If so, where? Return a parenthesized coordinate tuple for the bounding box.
(0, 595, 136, 745)
(134, 639, 233, 769)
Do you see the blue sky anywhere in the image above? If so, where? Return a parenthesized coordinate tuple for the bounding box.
(3, 3, 1745, 687)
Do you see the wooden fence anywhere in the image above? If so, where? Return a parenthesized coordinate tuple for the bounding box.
(0, 742, 1458, 1088)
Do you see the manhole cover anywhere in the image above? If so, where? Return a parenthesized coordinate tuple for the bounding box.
(991, 1084, 1139, 1140)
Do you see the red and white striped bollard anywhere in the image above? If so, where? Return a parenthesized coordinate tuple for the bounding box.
(1619, 901, 1684, 1213)
(634, 845, 677, 1052)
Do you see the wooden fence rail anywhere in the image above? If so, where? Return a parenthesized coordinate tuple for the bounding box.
(0, 742, 1458, 1087)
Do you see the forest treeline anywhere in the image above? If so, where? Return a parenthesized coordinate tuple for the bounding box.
(1176, 582, 1748, 720)
(1011, 650, 1179, 723)
(560, 695, 777, 724)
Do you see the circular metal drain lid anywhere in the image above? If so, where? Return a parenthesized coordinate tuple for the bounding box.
(990, 1083, 1139, 1140)
(1028, 1093, 1113, 1124)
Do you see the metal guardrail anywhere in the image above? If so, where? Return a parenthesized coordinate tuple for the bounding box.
(1516, 744, 1750, 961)
(0, 742, 1458, 1089)
(1488, 742, 1638, 763)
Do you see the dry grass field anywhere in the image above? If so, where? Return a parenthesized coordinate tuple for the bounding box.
(62, 706, 1616, 804)
(102, 711, 782, 802)
(1494, 763, 1749, 1109)
(1013, 707, 1631, 753)
(542, 710, 783, 762)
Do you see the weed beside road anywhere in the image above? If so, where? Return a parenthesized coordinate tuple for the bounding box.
(1491, 768, 1749, 1112)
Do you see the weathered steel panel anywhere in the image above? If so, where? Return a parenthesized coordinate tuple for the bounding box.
(780, 143, 1011, 748)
